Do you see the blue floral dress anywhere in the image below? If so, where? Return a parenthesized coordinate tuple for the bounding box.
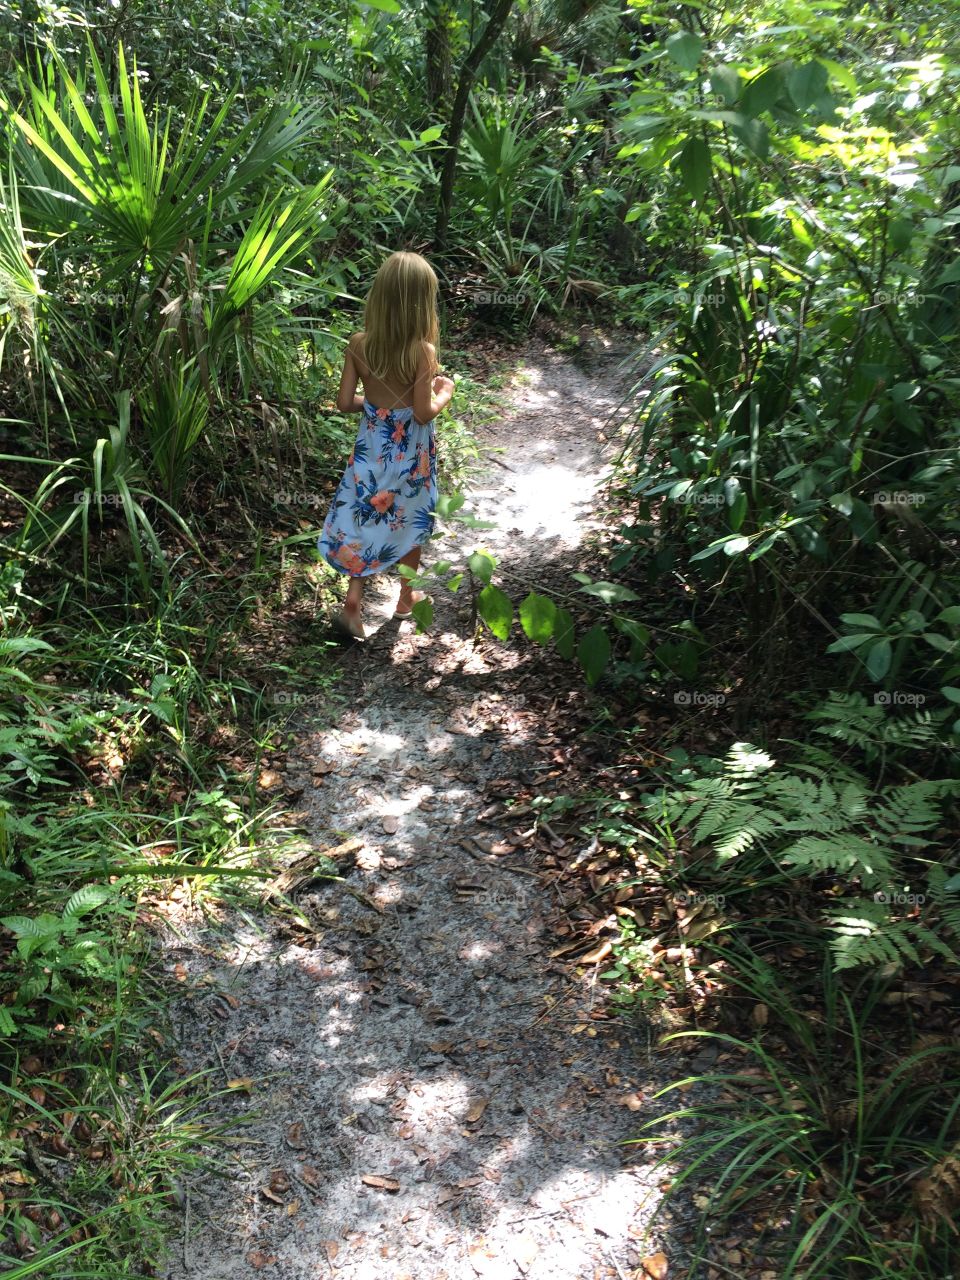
(318, 398, 438, 577)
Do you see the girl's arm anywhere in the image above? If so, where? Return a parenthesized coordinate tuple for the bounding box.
(336, 334, 365, 413)
(412, 341, 454, 426)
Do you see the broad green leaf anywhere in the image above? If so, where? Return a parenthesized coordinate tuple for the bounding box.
(923, 632, 956, 653)
(554, 608, 575, 660)
(941, 687, 960, 706)
(578, 625, 611, 686)
(677, 136, 711, 199)
(826, 634, 874, 653)
(62, 884, 113, 920)
(865, 639, 892, 681)
(357, 0, 401, 11)
(839, 613, 883, 629)
(411, 598, 433, 631)
(723, 536, 750, 555)
(708, 65, 740, 105)
(419, 126, 443, 143)
(741, 66, 784, 116)
(519, 592, 557, 645)
(468, 550, 496, 584)
(577, 580, 641, 604)
(665, 30, 703, 71)
(477, 584, 513, 640)
(787, 60, 829, 110)
(936, 607, 960, 626)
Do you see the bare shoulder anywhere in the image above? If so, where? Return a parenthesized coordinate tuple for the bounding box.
(348, 331, 367, 364)
(419, 340, 437, 373)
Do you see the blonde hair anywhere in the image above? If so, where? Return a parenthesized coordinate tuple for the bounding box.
(360, 251, 440, 392)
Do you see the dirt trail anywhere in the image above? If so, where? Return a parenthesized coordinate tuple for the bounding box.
(157, 335, 702, 1280)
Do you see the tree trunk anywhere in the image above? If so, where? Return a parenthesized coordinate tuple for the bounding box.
(433, 0, 517, 251)
(423, 0, 453, 118)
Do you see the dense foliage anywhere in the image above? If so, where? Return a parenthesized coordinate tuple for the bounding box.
(0, 1, 957, 1277)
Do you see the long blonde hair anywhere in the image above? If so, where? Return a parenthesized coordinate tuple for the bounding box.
(360, 251, 440, 393)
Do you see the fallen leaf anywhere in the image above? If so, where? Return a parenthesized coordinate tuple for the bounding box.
(382, 815, 399, 834)
(286, 1122, 306, 1149)
(226, 1077, 254, 1092)
(752, 1003, 769, 1027)
(299, 1163, 322, 1188)
(323, 1240, 339, 1262)
(619, 1092, 644, 1111)
(361, 1174, 400, 1192)
(269, 1169, 291, 1194)
(641, 1252, 669, 1279)
(246, 1250, 277, 1269)
(465, 1097, 488, 1124)
(258, 770, 282, 790)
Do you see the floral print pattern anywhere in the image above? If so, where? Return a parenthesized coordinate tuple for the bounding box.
(319, 399, 438, 578)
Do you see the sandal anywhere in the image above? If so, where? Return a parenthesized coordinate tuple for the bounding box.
(394, 590, 430, 620)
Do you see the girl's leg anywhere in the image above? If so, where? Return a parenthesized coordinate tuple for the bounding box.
(395, 546, 424, 613)
(344, 573, 364, 616)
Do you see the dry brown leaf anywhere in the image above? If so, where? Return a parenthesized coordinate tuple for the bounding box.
(323, 1240, 339, 1262)
(246, 1250, 277, 1269)
(580, 939, 613, 965)
(619, 1092, 644, 1111)
(269, 1168, 291, 1194)
(299, 1163, 322, 1188)
(286, 1122, 306, 1149)
(361, 1173, 400, 1192)
(752, 1003, 769, 1027)
(258, 770, 282, 790)
(226, 1077, 254, 1092)
(641, 1252, 669, 1279)
(382, 815, 399, 834)
(465, 1097, 488, 1124)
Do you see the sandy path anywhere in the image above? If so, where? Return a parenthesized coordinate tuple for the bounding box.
(157, 334, 701, 1280)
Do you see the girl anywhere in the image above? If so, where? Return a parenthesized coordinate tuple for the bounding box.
(318, 251, 455, 640)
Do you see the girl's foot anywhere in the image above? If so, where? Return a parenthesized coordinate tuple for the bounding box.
(333, 600, 366, 640)
(394, 589, 428, 619)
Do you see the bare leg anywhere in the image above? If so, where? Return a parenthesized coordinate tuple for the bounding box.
(395, 546, 424, 614)
(340, 573, 365, 638)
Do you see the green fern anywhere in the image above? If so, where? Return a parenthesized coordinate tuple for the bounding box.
(646, 733, 959, 971)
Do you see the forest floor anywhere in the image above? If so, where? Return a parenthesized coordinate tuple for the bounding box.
(151, 332, 723, 1280)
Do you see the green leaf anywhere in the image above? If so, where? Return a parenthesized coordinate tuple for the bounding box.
(419, 125, 443, 143)
(554, 608, 576, 660)
(62, 884, 113, 920)
(519, 592, 557, 645)
(826, 633, 874, 653)
(940, 687, 960, 706)
(839, 613, 883, 629)
(787, 60, 829, 110)
(665, 30, 703, 71)
(728, 491, 747, 532)
(411, 598, 433, 631)
(577, 580, 641, 604)
(923, 632, 956, 653)
(357, 0, 401, 11)
(723, 536, 750, 555)
(708, 65, 741, 105)
(865, 639, 892, 681)
(730, 116, 769, 158)
(677, 136, 711, 199)
(577, 625, 611, 686)
(936, 607, 960, 626)
(467, 550, 496, 584)
(741, 66, 784, 116)
(477, 585, 513, 640)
